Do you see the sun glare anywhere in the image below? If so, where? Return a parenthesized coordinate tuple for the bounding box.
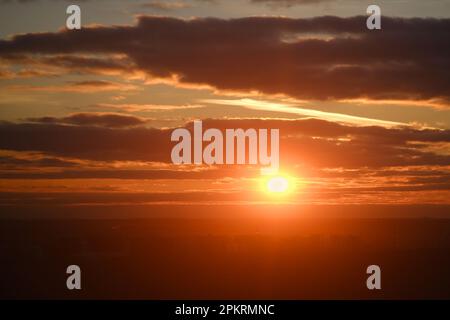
(266, 176, 290, 194)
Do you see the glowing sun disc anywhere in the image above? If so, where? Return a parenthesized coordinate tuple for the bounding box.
(267, 176, 290, 193)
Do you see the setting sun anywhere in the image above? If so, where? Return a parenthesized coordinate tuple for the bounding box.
(266, 176, 291, 194)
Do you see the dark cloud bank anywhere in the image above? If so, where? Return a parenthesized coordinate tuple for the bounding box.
(1, 15, 449, 104)
(0, 118, 449, 168)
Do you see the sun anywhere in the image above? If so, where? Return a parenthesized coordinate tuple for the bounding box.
(263, 175, 295, 195)
(259, 172, 297, 197)
(267, 176, 289, 193)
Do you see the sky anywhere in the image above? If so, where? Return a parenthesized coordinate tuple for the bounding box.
(0, 0, 449, 208)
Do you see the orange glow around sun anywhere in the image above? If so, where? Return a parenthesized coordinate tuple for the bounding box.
(262, 174, 295, 196)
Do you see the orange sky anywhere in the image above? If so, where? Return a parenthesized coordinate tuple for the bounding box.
(0, 1, 449, 208)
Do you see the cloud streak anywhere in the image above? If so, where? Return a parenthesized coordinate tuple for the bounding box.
(202, 98, 406, 127)
(27, 112, 150, 128)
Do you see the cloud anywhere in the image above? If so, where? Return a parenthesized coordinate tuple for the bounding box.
(249, 0, 332, 7)
(196, 0, 334, 7)
(95, 103, 206, 112)
(0, 167, 255, 180)
(0, 121, 172, 162)
(7, 80, 138, 93)
(0, 154, 78, 169)
(1, 16, 449, 106)
(26, 112, 150, 128)
(0, 118, 449, 169)
(0, 117, 448, 203)
(0, 54, 138, 80)
(141, 1, 192, 11)
(202, 98, 406, 127)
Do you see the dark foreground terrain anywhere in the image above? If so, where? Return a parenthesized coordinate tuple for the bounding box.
(1, 204, 450, 299)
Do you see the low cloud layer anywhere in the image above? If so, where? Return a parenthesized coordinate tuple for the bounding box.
(0, 118, 449, 168)
(27, 112, 150, 128)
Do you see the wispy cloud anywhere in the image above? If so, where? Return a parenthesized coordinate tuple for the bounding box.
(140, 1, 192, 11)
(95, 103, 206, 112)
(26, 112, 150, 128)
(7, 80, 138, 93)
(201, 98, 407, 128)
